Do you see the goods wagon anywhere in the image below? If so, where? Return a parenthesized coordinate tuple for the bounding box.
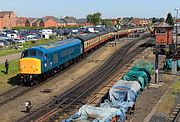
(65, 62, 153, 122)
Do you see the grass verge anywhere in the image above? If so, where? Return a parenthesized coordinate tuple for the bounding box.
(0, 59, 19, 92)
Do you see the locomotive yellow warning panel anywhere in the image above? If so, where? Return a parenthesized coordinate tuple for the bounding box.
(19, 58, 41, 74)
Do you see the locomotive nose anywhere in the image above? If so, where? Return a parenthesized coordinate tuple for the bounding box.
(19, 58, 41, 74)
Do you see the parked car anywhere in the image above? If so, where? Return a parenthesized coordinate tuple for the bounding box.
(29, 37, 38, 41)
(14, 39, 26, 43)
(2, 38, 15, 44)
(0, 40, 9, 46)
(0, 41, 4, 48)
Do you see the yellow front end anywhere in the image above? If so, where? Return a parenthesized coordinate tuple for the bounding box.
(19, 58, 41, 74)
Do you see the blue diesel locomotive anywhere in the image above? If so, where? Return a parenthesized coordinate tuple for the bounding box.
(19, 38, 82, 85)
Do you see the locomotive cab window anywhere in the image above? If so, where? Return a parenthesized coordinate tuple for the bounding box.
(37, 51, 44, 58)
(29, 50, 36, 57)
(21, 51, 28, 58)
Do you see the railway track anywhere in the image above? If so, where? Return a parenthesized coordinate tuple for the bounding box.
(17, 34, 152, 122)
(0, 85, 30, 107)
(169, 103, 180, 122)
(0, 34, 145, 108)
(0, 52, 82, 108)
(174, 110, 180, 122)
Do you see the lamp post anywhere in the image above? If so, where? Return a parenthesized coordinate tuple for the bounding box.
(174, 8, 179, 51)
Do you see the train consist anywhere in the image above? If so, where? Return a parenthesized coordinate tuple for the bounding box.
(19, 28, 145, 85)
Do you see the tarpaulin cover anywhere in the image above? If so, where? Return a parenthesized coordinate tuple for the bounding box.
(163, 59, 180, 70)
(122, 70, 148, 90)
(134, 61, 154, 73)
(64, 105, 126, 122)
(64, 62, 153, 122)
(108, 80, 140, 111)
(109, 80, 140, 101)
(122, 62, 153, 90)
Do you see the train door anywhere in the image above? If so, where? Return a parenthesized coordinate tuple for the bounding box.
(44, 53, 52, 71)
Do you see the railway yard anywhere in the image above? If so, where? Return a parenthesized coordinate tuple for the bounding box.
(0, 29, 180, 122)
(0, 0, 180, 121)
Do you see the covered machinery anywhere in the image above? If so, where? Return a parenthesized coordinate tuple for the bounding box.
(163, 59, 180, 70)
(65, 62, 153, 122)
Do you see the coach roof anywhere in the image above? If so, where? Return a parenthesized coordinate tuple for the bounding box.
(75, 33, 99, 41)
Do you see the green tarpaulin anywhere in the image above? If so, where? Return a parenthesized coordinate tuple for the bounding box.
(163, 59, 180, 70)
(122, 61, 153, 90)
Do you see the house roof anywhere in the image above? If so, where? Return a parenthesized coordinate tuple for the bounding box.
(27, 18, 39, 23)
(0, 11, 14, 18)
(17, 17, 28, 24)
(76, 18, 87, 23)
(43, 16, 66, 23)
(58, 18, 66, 23)
(155, 22, 173, 28)
(63, 16, 77, 23)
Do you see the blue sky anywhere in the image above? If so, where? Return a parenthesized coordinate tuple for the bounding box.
(0, 0, 180, 18)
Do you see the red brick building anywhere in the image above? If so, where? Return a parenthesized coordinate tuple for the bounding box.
(17, 17, 27, 27)
(155, 22, 173, 45)
(131, 18, 151, 26)
(26, 16, 67, 27)
(43, 16, 67, 27)
(0, 11, 17, 29)
(25, 18, 39, 27)
(24, 16, 90, 28)
(40, 18, 58, 27)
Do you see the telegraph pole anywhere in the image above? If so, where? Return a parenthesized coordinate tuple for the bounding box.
(155, 49, 159, 83)
(173, 8, 179, 75)
(174, 8, 179, 51)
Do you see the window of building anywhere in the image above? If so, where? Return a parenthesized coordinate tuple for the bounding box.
(156, 28, 166, 33)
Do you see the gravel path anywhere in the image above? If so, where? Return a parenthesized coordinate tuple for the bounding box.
(0, 53, 21, 64)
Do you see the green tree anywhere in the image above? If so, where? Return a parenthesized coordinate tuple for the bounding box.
(93, 12, 101, 25)
(166, 13, 174, 25)
(87, 12, 102, 25)
(102, 19, 112, 26)
(159, 18, 165, 22)
(152, 17, 158, 23)
(87, 14, 94, 24)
